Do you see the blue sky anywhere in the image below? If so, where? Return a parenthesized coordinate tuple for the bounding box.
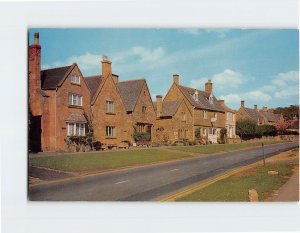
(29, 28, 299, 110)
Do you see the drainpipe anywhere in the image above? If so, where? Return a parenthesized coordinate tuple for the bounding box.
(55, 87, 58, 150)
(192, 106, 195, 140)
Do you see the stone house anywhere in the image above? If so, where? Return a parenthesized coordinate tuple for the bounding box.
(117, 79, 156, 144)
(29, 33, 91, 152)
(218, 100, 236, 138)
(85, 57, 129, 149)
(154, 95, 193, 142)
(236, 100, 284, 125)
(163, 75, 225, 143)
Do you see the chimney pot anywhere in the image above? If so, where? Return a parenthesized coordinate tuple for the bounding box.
(34, 32, 39, 45)
(241, 100, 245, 107)
(173, 74, 179, 85)
(254, 105, 258, 111)
(262, 106, 267, 112)
(205, 80, 213, 94)
(219, 99, 225, 106)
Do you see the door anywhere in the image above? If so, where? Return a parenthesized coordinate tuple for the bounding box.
(29, 116, 42, 152)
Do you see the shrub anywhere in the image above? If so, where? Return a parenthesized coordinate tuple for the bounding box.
(220, 127, 227, 144)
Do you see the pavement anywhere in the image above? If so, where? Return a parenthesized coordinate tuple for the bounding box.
(266, 166, 299, 202)
(28, 142, 298, 201)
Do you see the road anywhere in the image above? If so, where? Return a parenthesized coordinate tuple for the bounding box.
(29, 142, 298, 201)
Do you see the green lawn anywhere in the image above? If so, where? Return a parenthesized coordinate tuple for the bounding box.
(168, 141, 284, 154)
(29, 149, 192, 173)
(176, 163, 295, 202)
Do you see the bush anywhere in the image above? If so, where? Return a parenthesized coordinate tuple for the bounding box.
(220, 127, 227, 144)
(236, 119, 257, 140)
(133, 131, 151, 142)
(256, 125, 277, 137)
(194, 127, 201, 139)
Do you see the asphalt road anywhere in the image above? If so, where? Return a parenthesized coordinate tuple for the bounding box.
(29, 142, 298, 201)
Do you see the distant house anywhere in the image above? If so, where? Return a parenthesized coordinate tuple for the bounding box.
(218, 100, 236, 138)
(163, 75, 225, 143)
(154, 95, 193, 142)
(236, 100, 284, 125)
(29, 33, 91, 152)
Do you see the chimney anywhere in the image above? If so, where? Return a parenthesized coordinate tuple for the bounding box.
(241, 100, 245, 108)
(28, 32, 42, 116)
(268, 108, 274, 113)
(112, 74, 119, 84)
(218, 99, 225, 106)
(205, 80, 213, 94)
(254, 105, 258, 111)
(156, 95, 163, 118)
(34, 32, 39, 45)
(101, 55, 112, 77)
(173, 74, 179, 85)
(262, 106, 267, 112)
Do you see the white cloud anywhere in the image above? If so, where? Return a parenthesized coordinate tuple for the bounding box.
(272, 70, 299, 87)
(243, 90, 271, 102)
(259, 85, 276, 93)
(131, 46, 165, 62)
(275, 86, 299, 98)
(219, 93, 241, 104)
(190, 69, 247, 89)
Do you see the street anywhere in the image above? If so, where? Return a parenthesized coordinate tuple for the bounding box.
(29, 142, 298, 201)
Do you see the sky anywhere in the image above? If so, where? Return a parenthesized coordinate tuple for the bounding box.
(29, 28, 299, 110)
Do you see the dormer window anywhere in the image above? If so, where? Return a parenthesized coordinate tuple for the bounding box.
(193, 90, 199, 101)
(71, 74, 80, 84)
(209, 94, 213, 104)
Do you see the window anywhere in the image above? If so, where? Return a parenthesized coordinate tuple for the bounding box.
(226, 112, 229, 121)
(203, 110, 207, 119)
(142, 106, 147, 113)
(71, 74, 80, 84)
(181, 112, 186, 121)
(203, 128, 207, 136)
(214, 112, 217, 119)
(106, 126, 115, 137)
(67, 123, 85, 136)
(106, 100, 115, 113)
(193, 91, 199, 101)
(209, 94, 213, 104)
(68, 93, 82, 106)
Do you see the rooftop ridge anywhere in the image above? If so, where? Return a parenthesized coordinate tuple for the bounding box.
(41, 64, 72, 72)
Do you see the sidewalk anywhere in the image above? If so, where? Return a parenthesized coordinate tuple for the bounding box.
(266, 166, 299, 202)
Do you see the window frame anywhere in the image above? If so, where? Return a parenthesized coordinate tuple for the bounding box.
(68, 93, 83, 107)
(106, 126, 116, 137)
(67, 123, 86, 136)
(106, 100, 115, 113)
(71, 74, 80, 85)
(203, 110, 208, 119)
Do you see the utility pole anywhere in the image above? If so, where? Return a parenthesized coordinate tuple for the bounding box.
(262, 142, 265, 166)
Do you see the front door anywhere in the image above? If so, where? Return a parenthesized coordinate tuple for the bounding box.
(29, 116, 42, 152)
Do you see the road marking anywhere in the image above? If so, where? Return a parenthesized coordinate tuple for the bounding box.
(170, 169, 179, 172)
(115, 180, 129, 185)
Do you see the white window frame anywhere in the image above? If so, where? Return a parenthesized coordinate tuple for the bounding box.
(193, 92, 199, 101)
(106, 126, 116, 137)
(67, 123, 86, 136)
(214, 112, 217, 119)
(71, 74, 80, 84)
(203, 110, 208, 119)
(226, 112, 229, 121)
(106, 100, 115, 113)
(209, 94, 214, 104)
(68, 93, 83, 107)
(203, 128, 207, 136)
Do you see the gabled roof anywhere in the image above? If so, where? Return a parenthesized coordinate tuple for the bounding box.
(178, 85, 224, 112)
(154, 100, 182, 117)
(220, 103, 235, 113)
(260, 111, 281, 122)
(116, 79, 145, 112)
(244, 107, 261, 122)
(85, 75, 102, 99)
(41, 65, 72, 89)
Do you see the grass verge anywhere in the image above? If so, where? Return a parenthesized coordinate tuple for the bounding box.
(168, 141, 284, 154)
(29, 149, 192, 173)
(176, 163, 295, 202)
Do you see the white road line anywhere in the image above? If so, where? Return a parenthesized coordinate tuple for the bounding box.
(170, 169, 179, 172)
(115, 180, 129, 185)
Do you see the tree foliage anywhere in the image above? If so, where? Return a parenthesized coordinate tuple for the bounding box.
(274, 105, 299, 120)
(236, 119, 257, 139)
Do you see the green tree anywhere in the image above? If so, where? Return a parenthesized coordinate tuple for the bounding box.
(236, 119, 257, 141)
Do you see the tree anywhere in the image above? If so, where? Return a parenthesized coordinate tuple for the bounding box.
(256, 125, 277, 137)
(236, 119, 257, 141)
(220, 127, 227, 144)
(275, 121, 291, 135)
(274, 105, 299, 120)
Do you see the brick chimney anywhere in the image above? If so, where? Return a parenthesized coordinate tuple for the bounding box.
(241, 100, 245, 108)
(156, 95, 163, 118)
(101, 55, 112, 77)
(254, 104, 258, 111)
(173, 74, 179, 85)
(218, 99, 225, 106)
(262, 106, 267, 112)
(205, 80, 213, 94)
(28, 32, 42, 116)
(112, 74, 119, 84)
